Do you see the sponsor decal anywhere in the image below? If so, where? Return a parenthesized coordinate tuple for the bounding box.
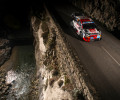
(89, 29, 96, 33)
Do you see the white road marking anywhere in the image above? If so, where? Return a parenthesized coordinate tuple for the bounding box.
(102, 46, 120, 66)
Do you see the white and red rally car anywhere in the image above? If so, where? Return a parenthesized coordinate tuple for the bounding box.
(70, 12, 102, 42)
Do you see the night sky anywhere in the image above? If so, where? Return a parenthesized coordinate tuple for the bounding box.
(0, 0, 33, 31)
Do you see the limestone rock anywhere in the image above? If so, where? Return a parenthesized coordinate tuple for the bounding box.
(0, 38, 11, 66)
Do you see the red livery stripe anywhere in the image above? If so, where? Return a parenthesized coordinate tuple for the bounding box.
(89, 29, 96, 33)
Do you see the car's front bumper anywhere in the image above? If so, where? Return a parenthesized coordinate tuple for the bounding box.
(83, 35, 101, 42)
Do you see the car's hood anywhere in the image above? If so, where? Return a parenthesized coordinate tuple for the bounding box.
(85, 28, 100, 33)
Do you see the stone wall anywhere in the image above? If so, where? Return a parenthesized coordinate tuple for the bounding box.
(69, 0, 120, 33)
(31, 5, 99, 100)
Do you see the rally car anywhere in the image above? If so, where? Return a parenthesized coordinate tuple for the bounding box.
(70, 12, 102, 42)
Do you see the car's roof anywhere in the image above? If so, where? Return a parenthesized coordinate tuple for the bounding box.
(80, 19, 90, 23)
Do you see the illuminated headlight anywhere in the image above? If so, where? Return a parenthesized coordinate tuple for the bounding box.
(98, 32, 102, 38)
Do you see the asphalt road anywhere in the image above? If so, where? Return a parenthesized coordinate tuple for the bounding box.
(47, 3, 120, 100)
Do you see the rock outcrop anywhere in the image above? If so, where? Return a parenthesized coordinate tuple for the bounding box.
(0, 38, 11, 67)
(0, 70, 12, 99)
(0, 38, 12, 99)
(31, 11, 73, 100)
(31, 5, 99, 100)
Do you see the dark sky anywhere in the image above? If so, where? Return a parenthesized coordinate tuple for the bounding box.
(0, 0, 33, 30)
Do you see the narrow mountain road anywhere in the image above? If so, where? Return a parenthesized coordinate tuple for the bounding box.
(47, 3, 120, 100)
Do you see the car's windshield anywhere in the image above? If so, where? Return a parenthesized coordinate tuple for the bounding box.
(83, 23, 97, 29)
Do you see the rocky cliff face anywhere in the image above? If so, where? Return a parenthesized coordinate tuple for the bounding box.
(70, 0, 120, 34)
(31, 5, 99, 100)
(0, 38, 11, 66)
(31, 7, 73, 100)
